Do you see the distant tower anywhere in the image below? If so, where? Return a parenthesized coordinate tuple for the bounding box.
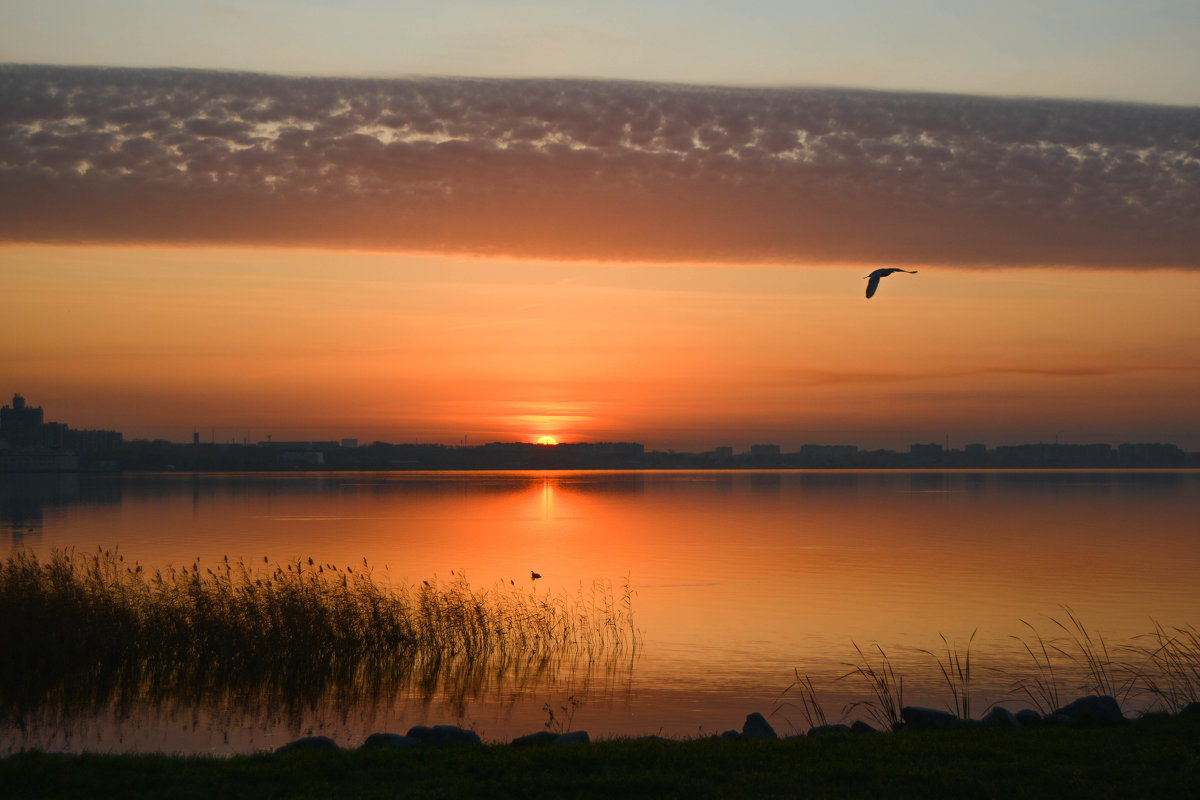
(193, 430, 200, 446)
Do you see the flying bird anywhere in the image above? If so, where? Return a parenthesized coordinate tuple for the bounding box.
(865, 267, 918, 299)
(531, 570, 542, 581)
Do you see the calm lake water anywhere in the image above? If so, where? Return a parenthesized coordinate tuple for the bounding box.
(3, 469, 1199, 753)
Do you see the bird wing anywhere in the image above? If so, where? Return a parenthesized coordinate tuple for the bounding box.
(866, 275, 880, 298)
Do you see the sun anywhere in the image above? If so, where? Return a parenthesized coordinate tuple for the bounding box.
(536, 435, 559, 445)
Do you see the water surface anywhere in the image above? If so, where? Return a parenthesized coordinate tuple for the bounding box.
(4, 469, 1198, 752)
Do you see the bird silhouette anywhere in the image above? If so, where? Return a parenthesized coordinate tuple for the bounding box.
(530, 570, 542, 581)
(865, 267, 918, 299)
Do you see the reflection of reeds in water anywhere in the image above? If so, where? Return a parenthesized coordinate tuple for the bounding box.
(0, 549, 639, 730)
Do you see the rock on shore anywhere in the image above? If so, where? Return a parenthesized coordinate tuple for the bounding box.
(272, 695, 1146, 752)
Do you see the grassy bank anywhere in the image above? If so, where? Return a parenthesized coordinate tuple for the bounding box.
(3, 715, 1199, 799)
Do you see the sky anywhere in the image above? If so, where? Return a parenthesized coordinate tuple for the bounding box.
(2, 2, 1199, 451)
(3, 0, 1200, 105)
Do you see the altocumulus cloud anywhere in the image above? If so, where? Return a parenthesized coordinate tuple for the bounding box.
(2, 64, 1198, 267)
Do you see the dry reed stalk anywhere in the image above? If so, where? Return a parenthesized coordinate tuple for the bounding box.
(919, 630, 976, 719)
(774, 670, 833, 732)
(841, 642, 904, 729)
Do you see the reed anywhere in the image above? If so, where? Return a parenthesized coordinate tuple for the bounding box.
(1055, 606, 1131, 704)
(791, 613, 1200, 730)
(1005, 607, 1138, 713)
(1125, 623, 1200, 714)
(919, 630, 976, 719)
(774, 670, 832, 731)
(543, 694, 582, 734)
(0, 548, 638, 724)
(842, 642, 904, 730)
(1008, 619, 1062, 714)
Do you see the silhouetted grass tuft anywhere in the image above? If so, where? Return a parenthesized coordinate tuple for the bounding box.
(1009, 619, 1062, 714)
(1005, 606, 1137, 713)
(919, 630, 976, 719)
(1056, 606, 1131, 703)
(0, 548, 638, 725)
(842, 642, 904, 729)
(774, 671, 832, 731)
(1128, 623, 1200, 714)
(785, 612, 1200, 731)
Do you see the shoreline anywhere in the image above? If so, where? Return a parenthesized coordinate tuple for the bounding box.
(4, 711, 1199, 799)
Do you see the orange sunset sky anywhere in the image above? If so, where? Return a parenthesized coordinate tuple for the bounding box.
(2, 3, 1199, 452)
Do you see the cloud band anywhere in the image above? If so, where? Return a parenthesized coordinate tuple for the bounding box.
(2, 65, 1198, 267)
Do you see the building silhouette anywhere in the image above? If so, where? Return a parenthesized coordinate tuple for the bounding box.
(0, 394, 44, 448)
(1, 394, 123, 472)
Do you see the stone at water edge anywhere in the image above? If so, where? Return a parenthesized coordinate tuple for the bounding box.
(275, 735, 339, 754)
(554, 731, 590, 745)
(981, 707, 1022, 729)
(511, 731, 559, 747)
(361, 732, 423, 749)
(807, 724, 852, 737)
(900, 706, 961, 731)
(1052, 696, 1126, 727)
(405, 725, 483, 747)
(742, 712, 778, 740)
(1015, 709, 1043, 728)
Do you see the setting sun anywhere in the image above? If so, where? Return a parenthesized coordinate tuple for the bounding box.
(536, 436, 559, 445)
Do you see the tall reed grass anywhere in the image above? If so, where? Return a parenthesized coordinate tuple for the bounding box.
(919, 630, 976, 720)
(1130, 623, 1200, 714)
(843, 642, 905, 729)
(1008, 607, 1165, 714)
(778, 610, 1200, 732)
(0, 548, 639, 725)
(773, 671, 830, 731)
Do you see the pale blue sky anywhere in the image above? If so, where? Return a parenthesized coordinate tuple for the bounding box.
(2, 0, 1198, 104)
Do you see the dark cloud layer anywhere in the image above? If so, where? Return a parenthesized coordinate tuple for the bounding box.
(2, 64, 1198, 266)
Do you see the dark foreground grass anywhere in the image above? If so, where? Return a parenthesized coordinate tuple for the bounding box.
(3, 715, 1200, 800)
